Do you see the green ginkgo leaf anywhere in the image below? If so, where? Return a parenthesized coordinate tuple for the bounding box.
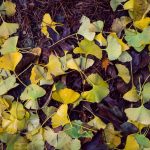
(142, 82, 150, 103)
(106, 34, 122, 60)
(125, 105, 150, 125)
(110, 0, 126, 11)
(0, 36, 18, 54)
(125, 27, 150, 52)
(74, 39, 102, 59)
(116, 64, 130, 83)
(82, 73, 109, 103)
(134, 134, 150, 149)
(0, 21, 19, 37)
(64, 120, 93, 139)
(20, 84, 46, 101)
(0, 75, 18, 96)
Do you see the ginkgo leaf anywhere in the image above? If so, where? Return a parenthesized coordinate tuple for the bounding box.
(14, 136, 28, 150)
(27, 113, 40, 132)
(64, 120, 93, 139)
(41, 13, 61, 38)
(27, 132, 44, 150)
(134, 17, 150, 30)
(20, 84, 46, 101)
(0, 21, 19, 37)
(88, 116, 106, 130)
(44, 127, 81, 150)
(125, 105, 150, 125)
(104, 123, 121, 149)
(142, 82, 150, 103)
(0, 52, 22, 71)
(51, 104, 70, 128)
(82, 73, 109, 103)
(78, 16, 104, 41)
(74, 39, 102, 59)
(95, 33, 107, 46)
(116, 64, 130, 83)
(9, 102, 28, 121)
(105, 34, 122, 60)
(52, 88, 80, 104)
(134, 134, 150, 149)
(123, 85, 140, 102)
(118, 51, 132, 62)
(0, 97, 9, 116)
(46, 54, 65, 79)
(111, 16, 131, 36)
(0, 36, 18, 54)
(124, 134, 139, 150)
(30, 65, 47, 84)
(0, 1, 16, 16)
(0, 75, 18, 96)
(110, 0, 126, 11)
(102, 58, 110, 71)
(124, 0, 149, 21)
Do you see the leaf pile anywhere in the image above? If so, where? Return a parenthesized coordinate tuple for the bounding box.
(0, 0, 149, 150)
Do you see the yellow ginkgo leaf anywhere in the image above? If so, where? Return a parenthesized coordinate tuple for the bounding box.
(46, 54, 65, 78)
(52, 88, 80, 104)
(123, 0, 134, 10)
(95, 33, 107, 46)
(30, 65, 46, 84)
(0, 97, 9, 116)
(123, 85, 140, 102)
(88, 116, 106, 130)
(124, 134, 139, 150)
(0, 52, 22, 71)
(134, 17, 150, 30)
(41, 13, 61, 38)
(51, 104, 70, 128)
(116, 64, 130, 83)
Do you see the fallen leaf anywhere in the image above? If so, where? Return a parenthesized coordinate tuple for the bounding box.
(134, 134, 150, 149)
(51, 104, 70, 128)
(116, 64, 130, 83)
(0, 75, 18, 96)
(0, 21, 19, 37)
(123, 85, 140, 102)
(102, 58, 110, 71)
(52, 88, 80, 104)
(125, 105, 150, 125)
(124, 134, 139, 150)
(0, 52, 22, 71)
(95, 33, 107, 46)
(134, 17, 150, 30)
(118, 51, 132, 62)
(46, 54, 65, 79)
(0, 1, 16, 16)
(110, 0, 126, 11)
(41, 13, 62, 38)
(88, 116, 106, 130)
(105, 34, 122, 60)
(142, 82, 150, 103)
(104, 123, 121, 149)
(64, 120, 93, 138)
(74, 39, 102, 59)
(78, 15, 104, 41)
(20, 84, 46, 101)
(82, 73, 109, 103)
(0, 36, 18, 54)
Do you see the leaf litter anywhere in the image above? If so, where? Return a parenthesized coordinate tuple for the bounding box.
(0, 0, 149, 150)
